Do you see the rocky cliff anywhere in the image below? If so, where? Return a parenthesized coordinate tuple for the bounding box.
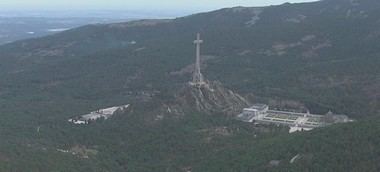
(161, 80, 250, 117)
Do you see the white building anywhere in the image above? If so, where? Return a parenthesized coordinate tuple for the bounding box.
(237, 104, 268, 122)
(69, 104, 130, 125)
(237, 104, 351, 133)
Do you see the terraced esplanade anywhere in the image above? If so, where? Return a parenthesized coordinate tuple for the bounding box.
(237, 104, 353, 133)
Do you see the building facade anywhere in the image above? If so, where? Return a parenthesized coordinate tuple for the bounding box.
(237, 104, 352, 133)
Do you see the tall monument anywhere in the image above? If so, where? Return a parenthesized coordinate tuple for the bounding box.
(191, 33, 206, 86)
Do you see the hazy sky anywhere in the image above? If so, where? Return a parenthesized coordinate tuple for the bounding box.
(1, 0, 317, 11)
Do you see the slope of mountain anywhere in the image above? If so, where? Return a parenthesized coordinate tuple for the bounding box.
(0, 0, 379, 171)
(1, 0, 379, 117)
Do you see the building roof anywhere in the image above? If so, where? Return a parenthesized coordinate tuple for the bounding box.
(248, 104, 268, 111)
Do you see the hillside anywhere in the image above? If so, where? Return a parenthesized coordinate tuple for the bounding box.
(1, 0, 379, 117)
(0, 0, 380, 171)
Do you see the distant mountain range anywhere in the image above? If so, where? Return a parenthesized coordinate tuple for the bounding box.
(0, 0, 379, 171)
(0, 17, 134, 45)
(0, 10, 192, 45)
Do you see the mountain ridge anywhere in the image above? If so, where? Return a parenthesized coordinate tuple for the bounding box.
(0, 0, 380, 171)
(1, 0, 379, 119)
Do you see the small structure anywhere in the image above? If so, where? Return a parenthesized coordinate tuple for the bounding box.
(237, 104, 352, 133)
(69, 104, 130, 125)
(289, 125, 313, 133)
(268, 160, 281, 167)
(68, 119, 87, 125)
(238, 104, 268, 122)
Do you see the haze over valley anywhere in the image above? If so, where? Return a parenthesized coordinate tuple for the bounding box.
(0, 10, 188, 45)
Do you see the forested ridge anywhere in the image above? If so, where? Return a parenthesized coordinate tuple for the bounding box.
(0, 0, 379, 171)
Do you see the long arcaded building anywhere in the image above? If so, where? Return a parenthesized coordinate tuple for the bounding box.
(236, 104, 352, 133)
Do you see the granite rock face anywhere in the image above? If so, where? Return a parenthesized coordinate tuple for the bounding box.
(162, 80, 250, 117)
